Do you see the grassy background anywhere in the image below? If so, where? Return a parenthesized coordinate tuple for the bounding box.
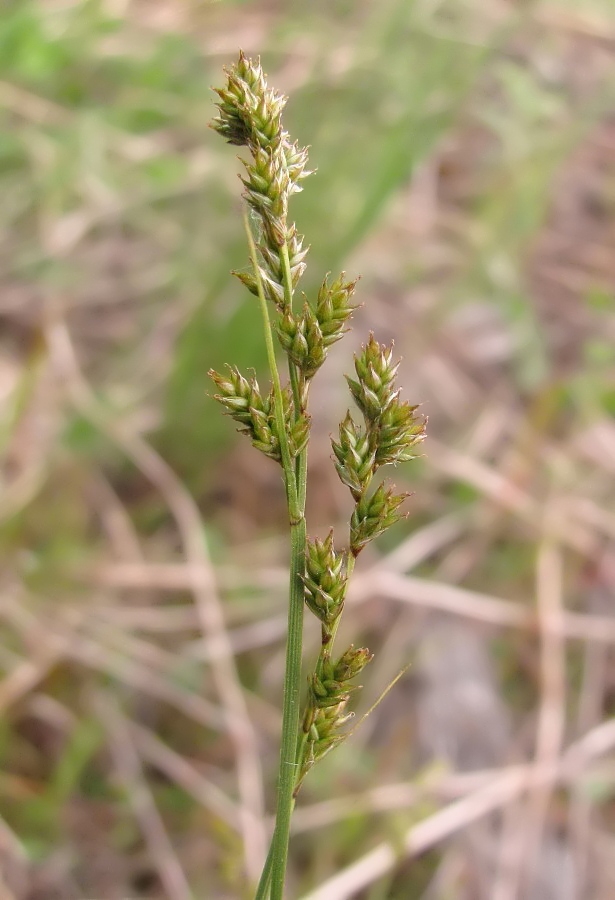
(1, 1, 615, 898)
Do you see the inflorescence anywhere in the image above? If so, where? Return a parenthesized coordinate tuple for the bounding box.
(209, 50, 426, 800)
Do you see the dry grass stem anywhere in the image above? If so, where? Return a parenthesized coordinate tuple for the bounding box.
(130, 722, 241, 832)
(290, 768, 525, 834)
(1, 593, 226, 729)
(93, 692, 193, 900)
(45, 316, 267, 878)
(492, 535, 567, 900)
(302, 717, 615, 900)
(353, 571, 615, 644)
(90, 560, 615, 644)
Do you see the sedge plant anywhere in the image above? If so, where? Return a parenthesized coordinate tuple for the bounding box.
(209, 52, 426, 900)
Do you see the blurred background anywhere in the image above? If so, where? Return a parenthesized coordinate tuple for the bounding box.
(1, 1, 615, 898)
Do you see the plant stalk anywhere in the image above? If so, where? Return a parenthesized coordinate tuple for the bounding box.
(245, 216, 307, 900)
(269, 238, 309, 900)
(280, 240, 308, 511)
(254, 841, 273, 900)
(268, 513, 305, 900)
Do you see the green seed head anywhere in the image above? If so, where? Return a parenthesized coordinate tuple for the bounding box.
(373, 399, 426, 467)
(350, 481, 409, 555)
(302, 531, 348, 625)
(331, 412, 376, 500)
(316, 272, 359, 348)
(346, 335, 400, 422)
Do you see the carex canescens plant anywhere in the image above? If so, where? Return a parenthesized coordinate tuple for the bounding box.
(209, 52, 426, 900)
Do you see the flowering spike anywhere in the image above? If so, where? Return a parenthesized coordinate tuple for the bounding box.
(209, 366, 280, 461)
(346, 335, 400, 421)
(211, 52, 286, 150)
(295, 644, 372, 792)
(315, 273, 359, 348)
(331, 412, 375, 501)
(373, 399, 427, 467)
(211, 52, 311, 309)
(210, 54, 427, 848)
(301, 531, 348, 626)
(350, 482, 409, 556)
(277, 303, 326, 378)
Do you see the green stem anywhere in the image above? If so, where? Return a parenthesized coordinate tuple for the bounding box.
(279, 242, 301, 404)
(295, 435, 308, 516)
(254, 840, 274, 900)
(269, 514, 305, 900)
(245, 217, 307, 900)
(243, 215, 299, 519)
(269, 238, 309, 900)
(280, 241, 309, 511)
